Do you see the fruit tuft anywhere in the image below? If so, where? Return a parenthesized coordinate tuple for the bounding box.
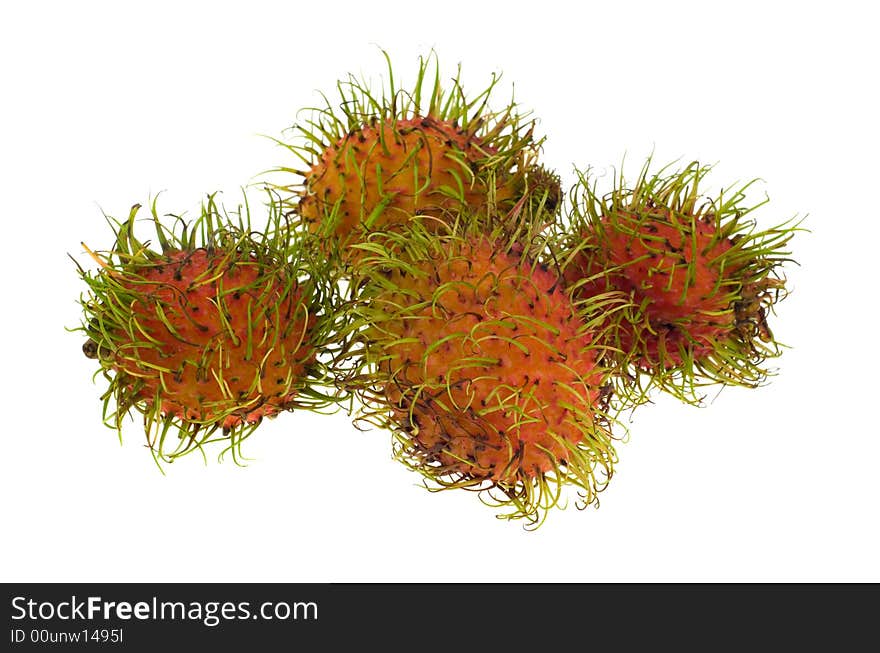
(73, 193, 342, 465)
(271, 51, 542, 262)
(342, 213, 619, 526)
(555, 159, 802, 403)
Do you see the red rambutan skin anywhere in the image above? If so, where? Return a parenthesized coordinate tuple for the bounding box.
(372, 237, 606, 483)
(565, 208, 740, 368)
(114, 249, 316, 429)
(300, 116, 515, 244)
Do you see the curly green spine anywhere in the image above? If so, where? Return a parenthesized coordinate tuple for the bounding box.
(553, 157, 805, 405)
(73, 189, 350, 468)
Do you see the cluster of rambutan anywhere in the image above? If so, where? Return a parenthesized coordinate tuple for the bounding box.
(73, 53, 799, 526)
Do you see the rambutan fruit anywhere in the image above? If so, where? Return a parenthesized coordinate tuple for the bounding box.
(555, 160, 801, 403)
(343, 213, 620, 526)
(271, 52, 543, 261)
(73, 193, 343, 465)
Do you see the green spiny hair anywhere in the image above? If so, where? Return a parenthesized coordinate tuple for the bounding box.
(338, 207, 625, 527)
(553, 158, 803, 405)
(72, 190, 348, 468)
(266, 50, 553, 260)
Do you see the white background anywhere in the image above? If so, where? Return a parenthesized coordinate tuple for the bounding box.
(1, 0, 877, 582)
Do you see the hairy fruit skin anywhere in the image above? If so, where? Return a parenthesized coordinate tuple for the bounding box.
(112, 249, 315, 430)
(384, 240, 602, 480)
(348, 219, 616, 525)
(271, 52, 541, 261)
(558, 161, 799, 403)
(299, 115, 517, 246)
(564, 208, 738, 366)
(76, 196, 340, 464)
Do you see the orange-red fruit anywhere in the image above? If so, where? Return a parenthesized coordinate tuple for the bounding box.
(565, 208, 737, 367)
(372, 237, 607, 483)
(114, 249, 315, 430)
(300, 116, 516, 245)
